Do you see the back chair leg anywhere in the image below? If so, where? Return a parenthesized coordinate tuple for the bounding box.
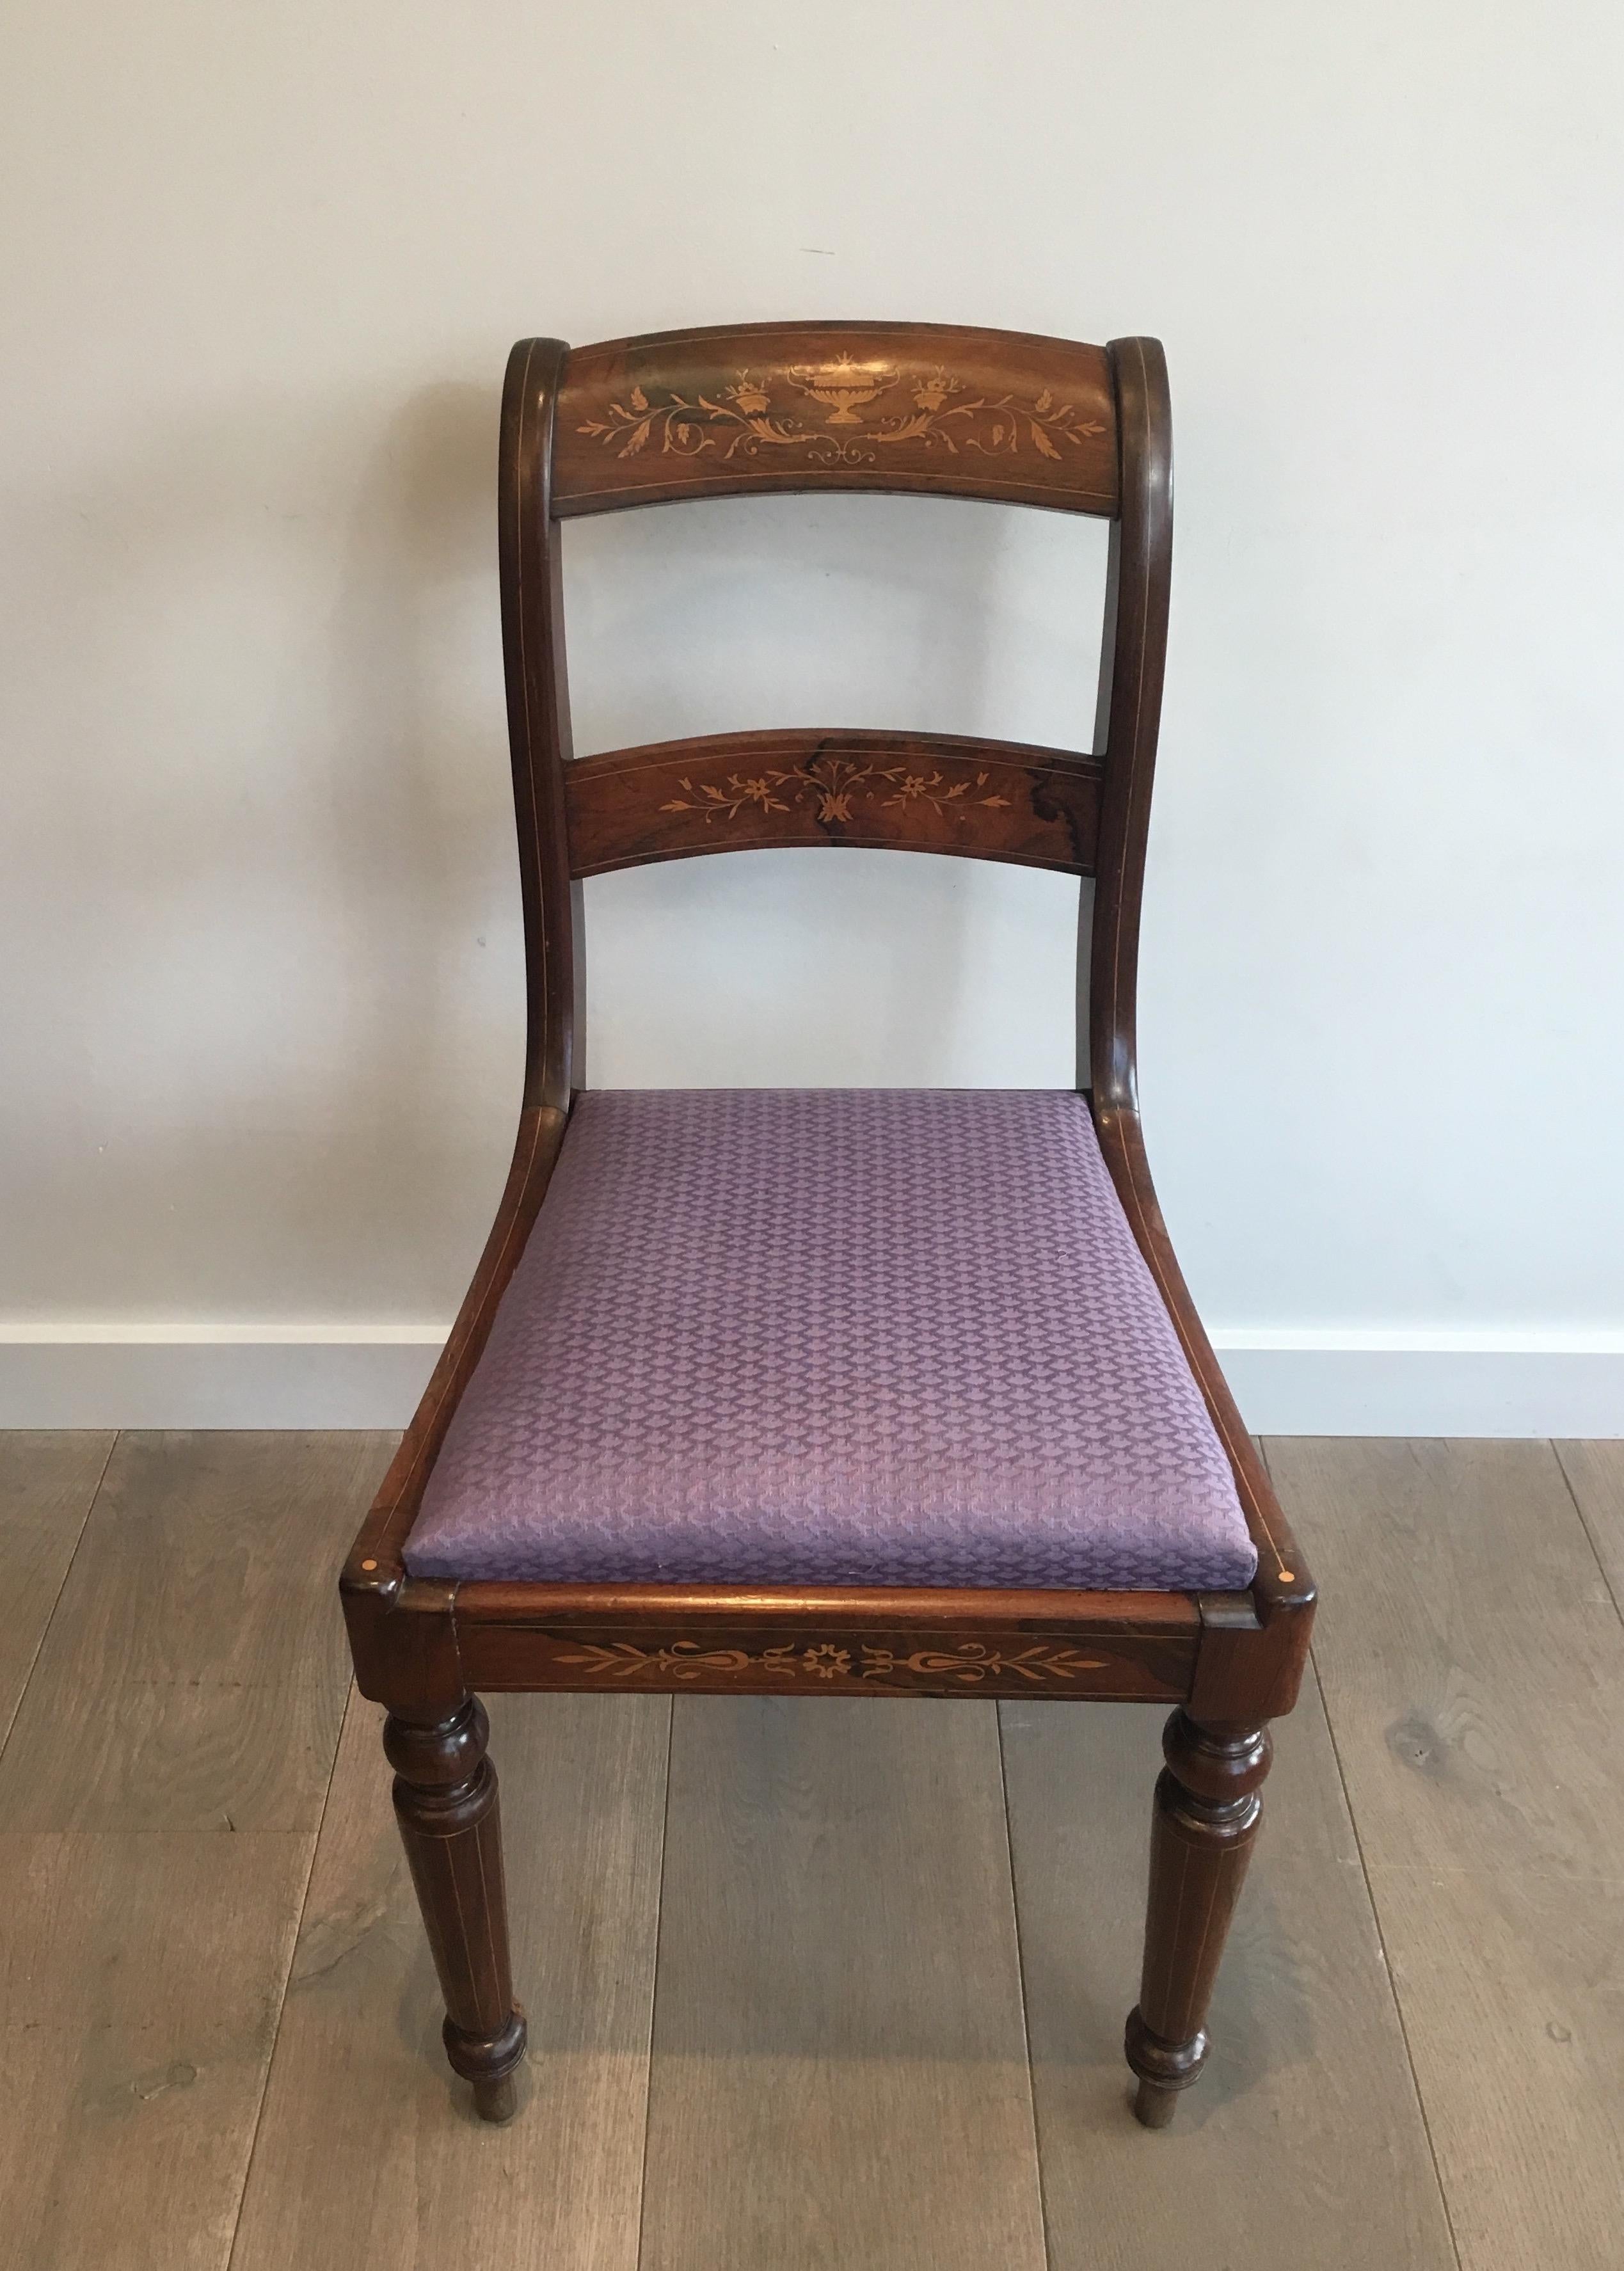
(384, 1697, 527, 2121)
(1124, 1707, 1272, 2128)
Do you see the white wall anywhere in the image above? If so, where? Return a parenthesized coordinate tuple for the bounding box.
(3, 0, 1622, 1430)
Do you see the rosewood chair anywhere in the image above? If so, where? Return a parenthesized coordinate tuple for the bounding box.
(340, 321, 1316, 2130)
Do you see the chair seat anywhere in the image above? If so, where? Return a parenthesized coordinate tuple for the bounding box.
(404, 1089, 1257, 1593)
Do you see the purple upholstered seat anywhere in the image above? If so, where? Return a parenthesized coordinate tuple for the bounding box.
(404, 1090, 1256, 1593)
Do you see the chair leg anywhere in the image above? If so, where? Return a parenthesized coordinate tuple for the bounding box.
(1124, 1707, 1271, 2128)
(384, 1696, 527, 2121)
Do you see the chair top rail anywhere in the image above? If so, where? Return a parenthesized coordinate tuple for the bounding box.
(553, 321, 1119, 518)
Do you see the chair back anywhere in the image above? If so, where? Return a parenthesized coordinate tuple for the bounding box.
(498, 321, 1172, 1120)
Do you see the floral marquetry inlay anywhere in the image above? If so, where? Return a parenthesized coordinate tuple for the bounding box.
(564, 728, 1105, 880)
(550, 1635, 1111, 1689)
(553, 327, 1118, 514)
(657, 753, 1012, 831)
(859, 1641, 1110, 1685)
(575, 360, 1106, 470)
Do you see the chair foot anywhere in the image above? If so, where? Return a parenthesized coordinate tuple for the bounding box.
(1132, 2076, 1181, 2130)
(472, 2071, 520, 2123)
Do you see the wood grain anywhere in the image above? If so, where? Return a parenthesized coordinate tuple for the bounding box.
(637, 1695, 1047, 2271)
(500, 339, 577, 1113)
(1002, 1687, 1456, 2267)
(452, 1579, 1202, 1628)
(1554, 1438, 1624, 1610)
(1086, 334, 1314, 1673)
(554, 322, 1117, 516)
(231, 1687, 669, 2271)
(458, 1615, 1194, 1701)
(0, 1431, 387, 2271)
(564, 729, 1103, 879)
(6, 1432, 1623, 2260)
(0, 1430, 113, 1744)
(383, 1697, 527, 2119)
(1268, 1437, 1624, 2271)
(0, 1431, 394, 1831)
(450, 1584, 1197, 1701)
(0, 1829, 311, 2271)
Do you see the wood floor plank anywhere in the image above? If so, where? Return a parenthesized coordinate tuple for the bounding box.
(1001, 1684, 1456, 2270)
(230, 1686, 670, 2271)
(0, 1430, 114, 1744)
(0, 1431, 394, 1831)
(0, 1829, 312, 2271)
(0, 1431, 391, 2271)
(1554, 1440, 1624, 1615)
(1361, 1860, 1624, 2271)
(1268, 1437, 1624, 2271)
(638, 1696, 1047, 2271)
(1270, 1440, 1624, 1877)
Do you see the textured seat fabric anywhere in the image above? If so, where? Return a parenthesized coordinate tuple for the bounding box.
(404, 1089, 1257, 1592)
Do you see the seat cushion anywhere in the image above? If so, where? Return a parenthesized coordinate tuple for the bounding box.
(404, 1089, 1257, 1592)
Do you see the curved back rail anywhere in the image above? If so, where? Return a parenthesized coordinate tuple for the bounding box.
(565, 728, 1104, 879)
(553, 322, 1119, 516)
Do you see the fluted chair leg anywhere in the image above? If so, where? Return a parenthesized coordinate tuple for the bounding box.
(385, 1698, 527, 2121)
(1125, 1707, 1271, 2128)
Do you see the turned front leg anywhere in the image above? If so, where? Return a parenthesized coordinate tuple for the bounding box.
(1125, 1708, 1271, 2128)
(384, 1698, 527, 2121)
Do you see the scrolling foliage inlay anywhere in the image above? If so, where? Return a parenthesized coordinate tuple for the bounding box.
(556, 327, 1118, 512)
(564, 731, 1104, 879)
(576, 358, 1106, 472)
(658, 752, 1012, 830)
(552, 1635, 1110, 1689)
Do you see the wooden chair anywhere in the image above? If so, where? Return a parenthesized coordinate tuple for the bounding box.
(340, 322, 1316, 2130)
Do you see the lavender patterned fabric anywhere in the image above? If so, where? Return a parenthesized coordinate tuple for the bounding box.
(404, 1090, 1256, 1591)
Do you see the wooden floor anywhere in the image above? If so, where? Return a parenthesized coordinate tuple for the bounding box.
(3, 1434, 1621, 2269)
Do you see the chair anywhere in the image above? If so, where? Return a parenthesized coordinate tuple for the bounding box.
(340, 322, 1316, 2130)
